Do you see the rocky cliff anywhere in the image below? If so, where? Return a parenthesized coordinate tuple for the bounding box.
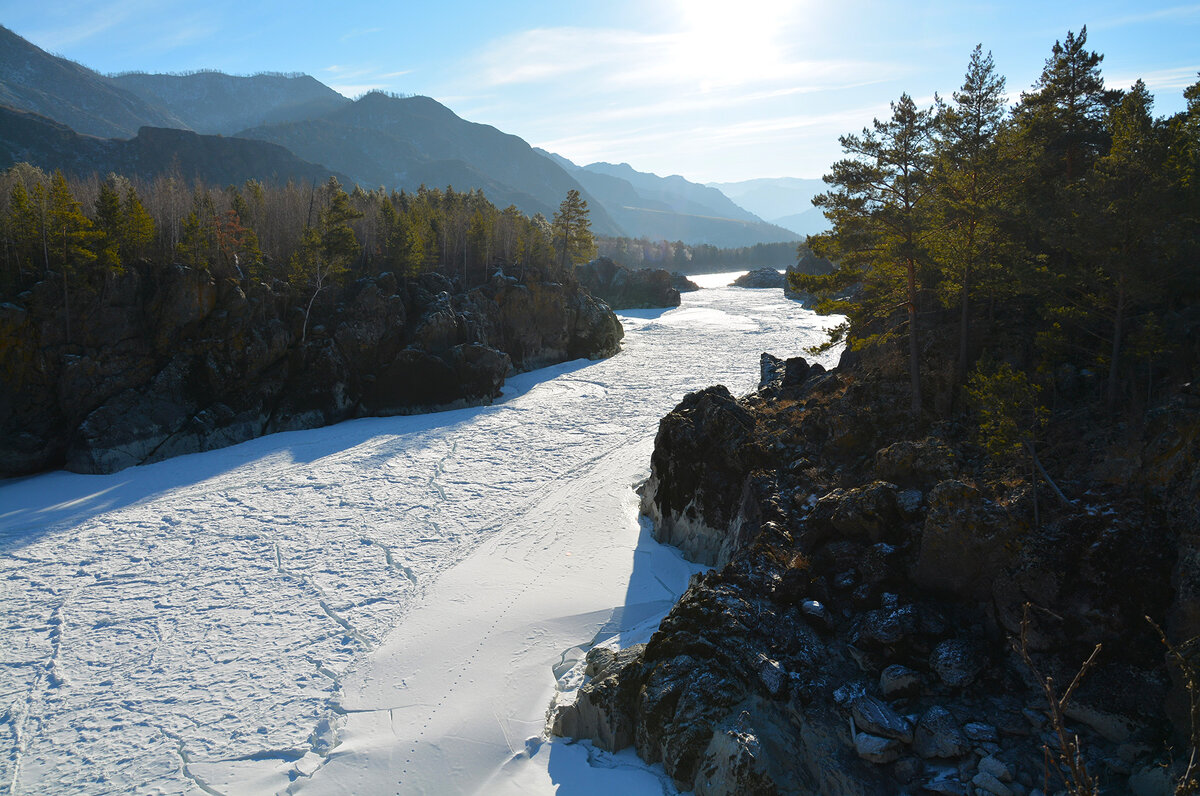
(0, 266, 621, 477)
(553, 347, 1199, 795)
(576, 257, 683, 309)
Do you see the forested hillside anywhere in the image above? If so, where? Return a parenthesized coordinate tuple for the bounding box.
(0, 167, 621, 475)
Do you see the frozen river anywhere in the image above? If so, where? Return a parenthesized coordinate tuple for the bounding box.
(0, 273, 840, 794)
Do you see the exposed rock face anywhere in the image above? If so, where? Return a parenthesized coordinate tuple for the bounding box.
(575, 256, 682, 309)
(0, 266, 622, 476)
(671, 272, 701, 293)
(554, 346, 1198, 795)
(731, 268, 786, 289)
(785, 252, 848, 307)
(639, 385, 761, 567)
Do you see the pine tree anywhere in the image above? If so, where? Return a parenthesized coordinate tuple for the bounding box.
(552, 189, 595, 273)
(121, 186, 156, 263)
(93, 180, 123, 273)
(1091, 80, 1166, 409)
(931, 46, 1010, 385)
(289, 178, 362, 340)
(47, 171, 98, 342)
(810, 93, 936, 414)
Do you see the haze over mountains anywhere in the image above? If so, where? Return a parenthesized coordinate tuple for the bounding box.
(0, 25, 821, 247)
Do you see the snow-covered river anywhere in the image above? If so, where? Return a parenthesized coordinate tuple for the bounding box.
(0, 273, 840, 795)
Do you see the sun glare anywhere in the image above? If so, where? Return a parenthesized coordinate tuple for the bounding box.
(670, 0, 798, 90)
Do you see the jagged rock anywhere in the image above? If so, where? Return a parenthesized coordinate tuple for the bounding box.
(692, 712, 776, 796)
(849, 694, 914, 743)
(800, 599, 835, 634)
(913, 480, 1023, 601)
(854, 732, 903, 764)
(963, 722, 999, 743)
(977, 755, 1013, 782)
(756, 654, 788, 697)
(550, 645, 644, 751)
(2, 264, 621, 477)
(857, 604, 919, 647)
(731, 268, 786, 289)
(930, 639, 983, 689)
(972, 771, 1014, 796)
(759, 352, 819, 393)
(576, 257, 682, 309)
(873, 438, 956, 487)
(671, 272, 701, 293)
(880, 665, 922, 698)
(913, 706, 970, 759)
(830, 481, 903, 543)
(640, 386, 760, 566)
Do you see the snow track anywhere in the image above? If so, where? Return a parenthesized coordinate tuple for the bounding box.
(0, 274, 840, 794)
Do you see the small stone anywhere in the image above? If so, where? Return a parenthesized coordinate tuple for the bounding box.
(972, 771, 1014, 796)
(854, 731, 902, 764)
(913, 706, 971, 759)
(964, 722, 999, 743)
(978, 755, 1012, 782)
(880, 664, 922, 698)
(896, 488, 923, 518)
(799, 599, 834, 633)
(756, 654, 787, 697)
(930, 639, 983, 688)
(922, 769, 970, 795)
(850, 694, 914, 742)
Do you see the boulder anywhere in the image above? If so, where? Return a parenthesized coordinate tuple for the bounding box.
(731, 268, 786, 289)
(849, 694, 913, 742)
(929, 639, 984, 689)
(913, 706, 971, 759)
(671, 272, 701, 293)
(913, 480, 1023, 601)
(576, 257, 682, 309)
(641, 386, 760, 566)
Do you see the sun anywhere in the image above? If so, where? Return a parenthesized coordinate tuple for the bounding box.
(669, 0, 798, 91)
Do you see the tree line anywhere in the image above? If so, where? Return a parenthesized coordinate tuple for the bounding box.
(797, 29, 1200, 424)
(598, 237, 802, 272)
(0, 165, 597, 331)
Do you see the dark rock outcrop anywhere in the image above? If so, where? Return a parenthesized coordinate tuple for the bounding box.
(671, 272, 701, 293)
(575, 257, 682, 309)
(731, 268, 786, 289)
(0, 266, 622, 477)
(554, 345, 1198, 795)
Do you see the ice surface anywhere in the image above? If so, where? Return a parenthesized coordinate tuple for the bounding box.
(0, 274, 839, 794)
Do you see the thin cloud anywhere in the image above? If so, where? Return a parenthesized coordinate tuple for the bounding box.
(340, 27, 382, 42)
(1096, 4, 1200, 29)
(1109, 65, 1200, 95)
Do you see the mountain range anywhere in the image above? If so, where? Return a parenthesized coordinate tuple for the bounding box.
(707, 177, 831, 238)
(0, 25, 813, 247)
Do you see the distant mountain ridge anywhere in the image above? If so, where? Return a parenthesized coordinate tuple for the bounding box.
(238, 92, 622, 235)
(0, 25, 187, 137)
(540, 151, 800, 247)
(0, 105, 344, 186)
(706, 176, 831, 238)
(110, 71, 350, 135)
(0, 25, 803, 247)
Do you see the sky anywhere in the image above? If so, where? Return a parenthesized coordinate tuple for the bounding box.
(2, 0, 1199, 183)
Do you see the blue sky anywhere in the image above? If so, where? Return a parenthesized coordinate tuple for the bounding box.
(3, 1, 1198, 182)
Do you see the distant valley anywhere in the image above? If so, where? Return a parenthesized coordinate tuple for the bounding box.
(0, 25, 819, 247)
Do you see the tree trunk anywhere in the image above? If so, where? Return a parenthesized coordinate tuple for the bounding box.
(1106, 276, 1125, 411)
(906, 258, 922, 415)
(957, 267, 970, 386)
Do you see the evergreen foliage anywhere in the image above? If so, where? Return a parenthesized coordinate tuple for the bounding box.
(795, 30, 1200, 428)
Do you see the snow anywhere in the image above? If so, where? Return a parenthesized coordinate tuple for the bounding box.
(0, 273, 840, 795)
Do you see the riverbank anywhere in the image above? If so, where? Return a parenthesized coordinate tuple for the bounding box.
(0, 273, 841, 794)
